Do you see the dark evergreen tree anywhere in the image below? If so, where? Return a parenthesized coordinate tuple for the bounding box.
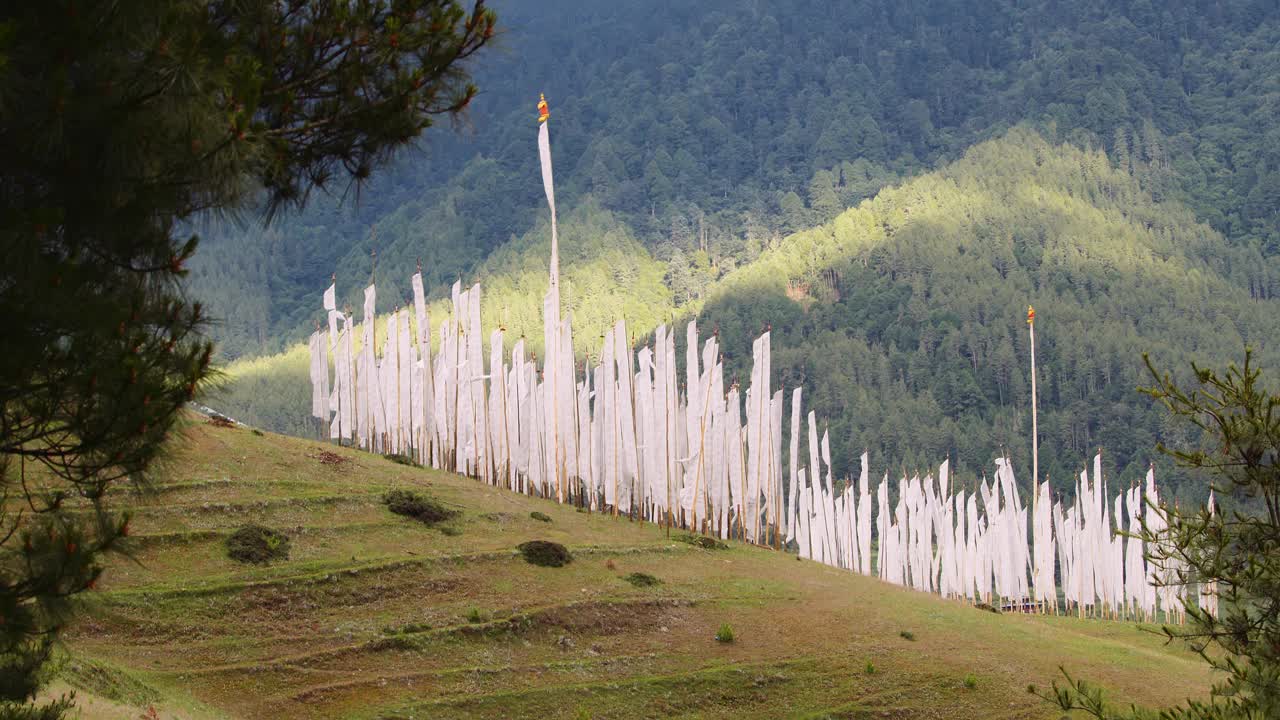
(1039, 351, 1280, 718)
(0, 2, 495, 716)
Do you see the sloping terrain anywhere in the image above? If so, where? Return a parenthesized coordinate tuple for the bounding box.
(58, 419, 1210, 719)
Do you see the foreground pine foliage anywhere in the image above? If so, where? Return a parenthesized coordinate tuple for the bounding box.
(1038, 352, 1280, 719)
(0, 2, 495, 717)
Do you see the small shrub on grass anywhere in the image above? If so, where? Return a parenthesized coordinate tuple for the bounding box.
(624, 572, 661, 587)
(864, 661, 877, 675)
(464, 607, 486, 624)
(385, 453, 420, 467)
(517, 540, 572, 567)
(382, 489, 458, 525)
(438, 525, 462, 537)
(963, 673, 977, 689)
(226, 525, 290, 564)
(250, 428, 264, 436)
(974, 602, 1001, 614)
(899, 630, 916, 641)
(715, 623, 735, 643)
(530, 511, 552, 523)
(675, 533, 728, 550)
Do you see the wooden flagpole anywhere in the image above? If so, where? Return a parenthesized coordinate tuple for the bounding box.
(1028, 305, 1040, 612)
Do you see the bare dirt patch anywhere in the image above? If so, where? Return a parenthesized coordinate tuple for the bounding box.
(309, 449, 348, 467)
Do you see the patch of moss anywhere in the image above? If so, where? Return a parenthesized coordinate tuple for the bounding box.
(530, 511, 552, 523)
(226, 524, 290, 564)
(383, 489, 458, 525)
(623, 572, 661, 587)
(517, 540, 572, 567)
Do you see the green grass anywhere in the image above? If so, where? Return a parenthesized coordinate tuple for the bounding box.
(57, 417, 1213, 719)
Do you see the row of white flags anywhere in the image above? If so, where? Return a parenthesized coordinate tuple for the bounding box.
(307, 273, 1214, 621)
(305, 95, 1215, 621)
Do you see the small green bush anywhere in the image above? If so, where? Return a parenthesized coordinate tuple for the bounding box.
(439, 525, 462, 537)
(963, 673, 977, 689)
(974, 602, 1001, 614)
(385, 453, 420, 467)
(864, 661, 877, 675)
(530, 511, 552, 523)
(226, 525, 290, 564)
(899, 630, 916, 641)
(383, 489, 458, 525)
(675, 533, 727, 550)
(715, 623, 735, 643)
(517, 540, 572, 567)
(464, 607, 486, 624)
(623, 572, 661, 587)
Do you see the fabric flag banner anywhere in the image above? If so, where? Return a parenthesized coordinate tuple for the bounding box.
(411, 271, 435, 455)
(537, 94, 559, 291)
(323, 282, 339, 339)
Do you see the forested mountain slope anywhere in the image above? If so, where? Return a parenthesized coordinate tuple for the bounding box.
(695, 128, 1278, 498)
(213, 130, 1280, 502)
(190, 0, 1280, 362)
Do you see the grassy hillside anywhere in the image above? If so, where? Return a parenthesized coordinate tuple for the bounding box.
(57, 418, 1211, 719)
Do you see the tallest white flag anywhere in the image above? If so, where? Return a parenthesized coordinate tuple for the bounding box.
(537, 94, 558, 292)
(537, 93, 565, 500)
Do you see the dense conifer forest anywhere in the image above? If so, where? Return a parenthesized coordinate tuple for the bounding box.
(193, 0, 1280, 502)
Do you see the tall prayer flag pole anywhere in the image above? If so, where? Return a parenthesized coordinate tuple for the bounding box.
(537, 92, 564, 502)
(1028, 304, 1040, 608)
(1028, 305, 1038, 489)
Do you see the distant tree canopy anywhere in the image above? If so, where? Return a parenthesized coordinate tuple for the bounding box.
(194, 0, 1280, 506)
(193, 0, 1280, 362)
(0, 1, 494, 716)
